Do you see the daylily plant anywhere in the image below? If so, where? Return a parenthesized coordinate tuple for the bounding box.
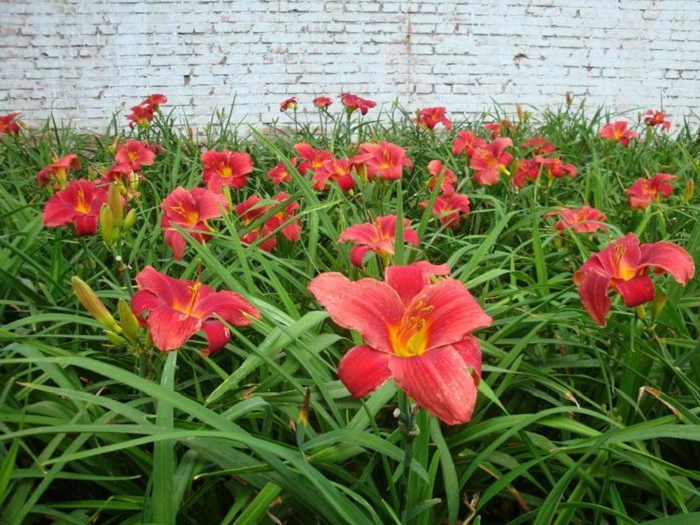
(131, 266, 260, 355)
(338, 215, 420, 268)
(42, 179, 110, 236)
(574, 233, 694, 325)
(545, 205, 607, 233)
(160, 186, 228, 260)
(415, 107, 452, 130)
(625, 173, 676, 210)
(309, 262, 492, 425)
(37, 154, 81, 190)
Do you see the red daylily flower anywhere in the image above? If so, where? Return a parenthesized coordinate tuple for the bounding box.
(545, 206, 607, 233)
(126, 104, 154, 128)
(599, 121, 639, 147)
(308, 262, 492, 425)
(160, 186, 228, 260)
(293, 143, 333, 175)
(126, 94, 167, 127)
(37, 154, 81, 190)
(359, 141, 413, 181)
(415, 107, 452, 130)
(115, 140, 156, 171)
(312, 157, 356, 192)
(484, 119, 514, 139)
(512, 158, 541, 188)
(131, 266, 260, 354)
(420, 193, 470, 228)
(644, 109, 671, 131)
(313, 96, 333, 109)
(280, 97, 298, 112)
(42, 179, 109, 235)
(522, 137, 556, 155)
(625, 173, 676, 210)
(267, 158, 297, 185)
(235, 193, 301, 251)
(339, 215, 420, 268)
(426, 160, 457, 195)
(535, 156, 577, 179)
(573, 233, 695, 325)
(451, 131, 487, 159)
(470, 138, 513, 186)
(201, 149, 254, 192)
(0, 113, 22, 135)
(143, 93, 167, 108)
(340, 93, 376, 115)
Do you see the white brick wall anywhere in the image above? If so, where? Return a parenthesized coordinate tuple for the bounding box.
(2, 0, 699, 130)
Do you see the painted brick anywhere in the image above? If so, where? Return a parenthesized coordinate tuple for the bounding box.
(1, 0, 699, 130)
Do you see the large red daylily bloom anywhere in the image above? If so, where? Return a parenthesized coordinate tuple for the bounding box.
(470, 138, 513, 186)
(360, 141, 413, 181)
(415, 107, 452, 130)
(201, 149, 254, 192)
(599, 121, 639, 147)
(0, 113, 22, 135)
(293, 142, 333, 175)
(339, 215, 420, 268)
(37, 154, 81, 190)
(312, 157, 356, 192)
(131, 266, 260, 355)
(308, 262, 492, 425)
(420, 193, 471, 228)
(545, 206, 607, 233)
(313, 96, 333, 109)
(426, 160, 457, 195)
(267, 158, 297, 185)
(644, 109, 671, 131)
(573, 233, 695, 325)
(340, 93, 376, 115)
(451, 131, 487, 159)
(280, 97, 298, 112)
(625, 173, 676, 210)
(160, 186, 228, 260)
(42, 179, 109, 235)
(115, 140, 156, 171)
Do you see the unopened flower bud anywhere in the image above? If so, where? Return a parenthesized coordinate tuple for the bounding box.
(100, 205, 115, 246)
(684, 179, 695, 203)
(652, 293, 667, 317)
(72, 276, 120, 332)
(118, 298, 141, 344)
(108, 183, 123, 228)
(123, 209, 137, 230)
(105, 330, 127, 346)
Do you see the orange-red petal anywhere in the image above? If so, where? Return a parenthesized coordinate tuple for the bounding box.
(338, 345, 392, 398)
(388, 345, 478, 425)
(308, 273, 403, 354)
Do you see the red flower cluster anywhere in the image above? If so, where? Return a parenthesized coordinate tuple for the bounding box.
(599, 121, 638, 147)
(235, 192, 302, 252)
(0, 112, 22, 135)
(126, 94, 167, 128)
(644, 109, 671, 131)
